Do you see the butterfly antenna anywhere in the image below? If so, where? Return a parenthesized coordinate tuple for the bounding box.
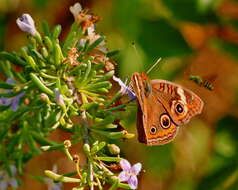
(131, 42, 140, 61)
(146, 57, 162, 74)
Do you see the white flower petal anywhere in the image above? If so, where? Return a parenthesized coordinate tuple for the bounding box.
(131, 163, 142, 175)
(118, 171, 130, 182)
(128, 175, 138, 190)
(69, 3, 82, 19)
(119, 159, 131, 171)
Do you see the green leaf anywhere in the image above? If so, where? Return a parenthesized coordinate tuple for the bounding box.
(62, 23, 83, 55)
(52, 25, 62, 40)
(109, 179, 119, 190)
(0, 61, 13, 78)
(85, 36, 105, 53)
(0, 51, 26, 66)
(41, 21, 50, 36)
(95, 156, 122, 162)
(43, 110, 62, 129)
(30, 73, 54, 96)
(0, 89, 25, 97)
(0, 81, 14, 89)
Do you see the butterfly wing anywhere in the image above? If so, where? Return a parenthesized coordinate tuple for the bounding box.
(131, 72, 179, 145)
(151, 79, 204, 125)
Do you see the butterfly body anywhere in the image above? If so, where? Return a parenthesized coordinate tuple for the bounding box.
(131, 72, 204, 146)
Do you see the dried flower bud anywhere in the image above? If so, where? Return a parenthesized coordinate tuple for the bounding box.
(72, 154, 80, 163)
(64, 140, 72, 149)
(16, 14, 37, 35)
(69, 3, 82, 20)
(108, 144, 120, 155)
(24, 98, 30, 105)
(40, 93, 49, 102)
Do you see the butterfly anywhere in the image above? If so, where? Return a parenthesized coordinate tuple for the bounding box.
(131, 72, 204, 146)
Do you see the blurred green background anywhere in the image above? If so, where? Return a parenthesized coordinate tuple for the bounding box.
(1, 0, 238, 189)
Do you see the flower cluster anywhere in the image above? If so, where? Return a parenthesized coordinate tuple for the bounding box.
(0, 2, 142, 190)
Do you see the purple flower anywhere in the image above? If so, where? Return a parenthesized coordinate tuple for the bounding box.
(44, 165, 63, 190)
(54, 89, 65, 107)
(112, 76, 136, 100)
(0, 78, 25, 111)
(44, 179, 62, 190)
(16, 14, 37, 35)
(0, 165, 18, 190)
(118, 159, 142, 189)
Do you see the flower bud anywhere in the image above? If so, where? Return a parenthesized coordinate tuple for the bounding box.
(69, 3, 82, 20)
(16, 14, 37, 35)
(83, 143, 90, 154)
(65, 89, 73, 96)
(108, 144, 120, 155)
(72, 154, 80, 163)
(40, 93, 49, 102)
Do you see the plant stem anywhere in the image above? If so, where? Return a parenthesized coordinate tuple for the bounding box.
(81, 111, 94, 190)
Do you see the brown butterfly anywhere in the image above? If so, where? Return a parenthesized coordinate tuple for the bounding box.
(131, 72, 204, 146)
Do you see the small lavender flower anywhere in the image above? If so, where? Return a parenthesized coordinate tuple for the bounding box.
(0, 165, 18, 190)
(112, 76, 136, 99)
(54, 88, 65, 107)
(118, 159, 142, 190)
(44, 165, 63, 190)
(0, 78, 25, 111)
(16, 13, 37, 35)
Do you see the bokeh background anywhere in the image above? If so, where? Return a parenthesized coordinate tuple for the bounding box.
(1, 0, 238, 189)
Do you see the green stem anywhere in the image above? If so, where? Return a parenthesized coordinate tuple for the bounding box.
(81, 111, 94, 190)
(45, 170, 81, 183)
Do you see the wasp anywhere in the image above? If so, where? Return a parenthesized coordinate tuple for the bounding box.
(189, 75, 214, 91)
